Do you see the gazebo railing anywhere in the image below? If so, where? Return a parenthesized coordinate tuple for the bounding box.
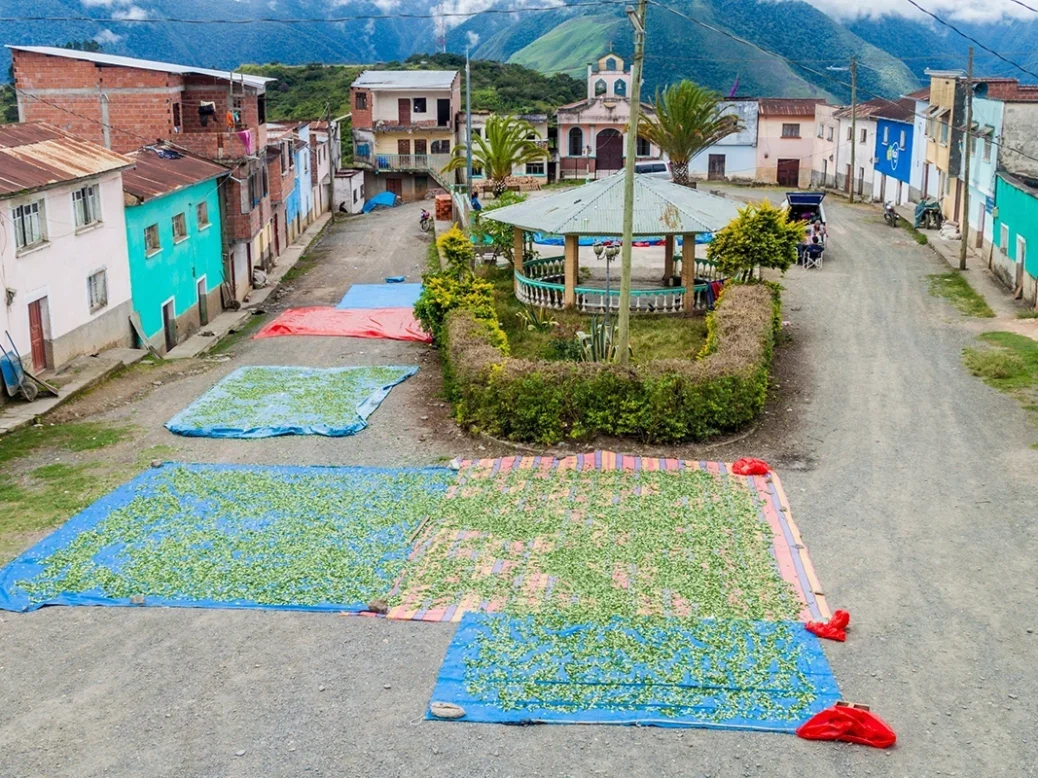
(523, 255, 565, 281)
(515, 272, 567, 309)
(515, 271, 720, 314)
(674, 256, 725, 282)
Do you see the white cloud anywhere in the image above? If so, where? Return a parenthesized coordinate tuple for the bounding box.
(80, 0, 134, 7)
(93, 28, 125, 44)
(792, 0, 1032, 23)
(111, 4, 150, 19)
(372, 0, 402, 11)
(466, 30, 480, 47)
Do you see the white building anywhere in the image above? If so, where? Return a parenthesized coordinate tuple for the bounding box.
(456, 110, 550, 187)
(0, 123, 134, 372)
(688, 98, 759, 182)
(310, 127, 333, 218)
(334, 170, 366, 214)
(811, 103, 843, 189)
(907, 88, 932, 201)
(833, 99, 885, 200)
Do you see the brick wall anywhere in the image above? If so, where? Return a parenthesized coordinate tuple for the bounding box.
(351, 88, 373, 130)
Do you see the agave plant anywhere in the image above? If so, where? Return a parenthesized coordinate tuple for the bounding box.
(516, 304, 558, 332)
(576, 316, 632, 363)
(443, 115, 550, 197)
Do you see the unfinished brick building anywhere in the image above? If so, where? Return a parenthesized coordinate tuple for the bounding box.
(8, 45, 276, 301)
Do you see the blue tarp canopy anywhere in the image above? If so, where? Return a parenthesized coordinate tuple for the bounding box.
(362, 191, 400, 213)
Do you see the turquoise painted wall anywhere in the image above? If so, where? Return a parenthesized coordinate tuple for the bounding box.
(125, 178, 224, 339)
(993, 173, 1038, 279)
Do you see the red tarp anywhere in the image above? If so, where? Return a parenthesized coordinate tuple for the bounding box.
(254, 307, 432, 343)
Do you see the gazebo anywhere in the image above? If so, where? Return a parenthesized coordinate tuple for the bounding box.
(481, 173, 741, 313)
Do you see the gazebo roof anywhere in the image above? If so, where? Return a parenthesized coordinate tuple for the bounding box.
(481, 173, 741, 236)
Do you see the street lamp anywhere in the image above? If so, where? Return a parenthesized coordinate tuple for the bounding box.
(594, 240, 620, 329)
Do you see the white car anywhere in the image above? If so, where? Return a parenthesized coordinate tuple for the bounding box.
(634, 160, 671, 179)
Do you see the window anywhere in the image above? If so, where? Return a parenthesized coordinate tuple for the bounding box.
(262, 164, 269, 197)
(594, 79, 607, 96)
(87, 269, 108, 312)
(525, 162, 545, 175)
(354, 92, 367, 110)
(614, 79, 626, 97)
(430, 139, 450, 154)
(196, 201, 210, 229)
(145, 223, 161, 255)
(172, 212, 188, 242)
(413, 97, 427, 113)
(472, 165, 483, 176)
(606, 57, 617, 71)
(1017, 235, 1027, 266)
(353, 188, 358, 204)
(568, 127, 583, 156)
(817, 123, 824, 138)
(781, 123, 800, 138)
(636, 136, 651, 156)
(472, 127, 482, 138)
(939, 119, 949, 145)
(882, 126, 889, 143)
(172, 102, 182, 130)
(983, 135, 992, 161)
(860, 128, 867, 144)
(827, 126, 834, 141)
(72, 184, 101, 228)
(846, 126, 853, 141)
(900, 129, 906, 148)
(1001, 223, 1010, 254)
(12, 200, 45, 250)
(257, 94, 266, 124)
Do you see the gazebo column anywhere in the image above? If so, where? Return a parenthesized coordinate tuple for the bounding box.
(564, 234, 579, 308)
(681, 233, 697, 312)
(663, 234, 675, 283)
(513, 227, 525, 286)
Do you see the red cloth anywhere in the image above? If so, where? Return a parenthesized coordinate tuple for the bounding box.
(731, 457, 770, 476)
(797, 705, 897, 748)
(806, 609, 850, 642)
(254, 307, 432, 343)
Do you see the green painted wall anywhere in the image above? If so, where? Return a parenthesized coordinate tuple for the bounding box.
(125, 179, 224, 339)
(993, 174, 1038, 279)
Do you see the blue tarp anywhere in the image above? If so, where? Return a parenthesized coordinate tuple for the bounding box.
(427, 614, 841, 731)
(336, 283, 423, 310)
(532, 233, 714, 247)
(166, 365, 417, 438)
(0, 463, 454, 613)
(362, 192, 400, 213)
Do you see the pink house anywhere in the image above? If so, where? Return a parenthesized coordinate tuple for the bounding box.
(555, 53, 661, 180)
(756, 98, 825, 188)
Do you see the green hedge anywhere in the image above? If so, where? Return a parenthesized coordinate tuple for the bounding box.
(443, 283, 782, 444)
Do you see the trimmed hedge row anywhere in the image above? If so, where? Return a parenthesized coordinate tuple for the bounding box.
(444, 283, 782, 444)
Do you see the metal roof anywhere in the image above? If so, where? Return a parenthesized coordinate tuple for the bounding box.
(122, 145, 227, 203)
(351, 70, 457, 90)
(758, 98, 825, 116)
(6, 45, 274, 90)
(481, 174, 741, 236)
(0, 122, 133, 198)
(871, 97, 917, 123)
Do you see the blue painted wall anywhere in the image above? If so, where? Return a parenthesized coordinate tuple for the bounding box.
(874, 118, 913, 184)
(125, 179, 224, 340)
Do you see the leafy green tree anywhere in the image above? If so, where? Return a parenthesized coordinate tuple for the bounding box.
(471, 191, 526, 260)
(638, 80, 742, 187)
(706, 200, 804, 281)
(443, 115, 549, 197)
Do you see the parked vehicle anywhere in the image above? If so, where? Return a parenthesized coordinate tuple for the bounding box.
(634, 161, 671, 179)
(914, 197, 943, 230)
(884, 201, 899, 227)
(784, 191, 827, 227)
(420, 209, 433, 232)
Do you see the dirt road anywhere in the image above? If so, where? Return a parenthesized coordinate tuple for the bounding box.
(1, 196, 1036, 777)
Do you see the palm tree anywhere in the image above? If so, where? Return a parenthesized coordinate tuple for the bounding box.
(443, 114, 549, 197)
(638, 81, 743, 187)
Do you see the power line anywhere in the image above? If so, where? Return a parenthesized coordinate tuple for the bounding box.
(1006, 0, 1038, 12)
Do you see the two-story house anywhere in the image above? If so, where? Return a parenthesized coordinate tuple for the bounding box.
(555, 53, 661, 181)
(310, 126, 333, 218)
(0, 123, 134, 373)
(688, 98, 759, 182)
(756, 98, 824, 188)
(870, 98, 917, 207)
(811, 103, 843, 189)
(350, 70, 461, 201)
(455, 110, 550, 188)
(8, 45, 276, 301)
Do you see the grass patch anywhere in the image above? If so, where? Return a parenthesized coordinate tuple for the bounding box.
(426, 236, 442, 273)
(281, 253, 317, 284)
(0, 422, 131, 467)
(1016, 309, 1038, 319)
(486, 267, 707, 363)
(899, 219, 929, 245)
(210, 313, 267, 354)
(963, 332, 1038, 425)
(927, 272, 996, 318)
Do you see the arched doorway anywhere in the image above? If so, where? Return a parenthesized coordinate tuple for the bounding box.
(596, 129, 623, 172)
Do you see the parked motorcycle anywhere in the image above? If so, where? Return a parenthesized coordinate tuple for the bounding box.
(420, 209, 433, 232)
(914, 197, 943, 230)
(883, 201, 899, 228)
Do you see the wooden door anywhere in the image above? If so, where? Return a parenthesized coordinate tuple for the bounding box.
(197, 279, 209, 327)
(397, 138, 410, 167)
(397, 98, 410, 125)
(162, 301, 177, 352)
(708, 154, 726, 180)
(776, 159, 800, 188)
(27, 298, 46, 371)
(414, 139, 427, 165)
(385, 178, 403, 197)
(595, 129, 623, 171)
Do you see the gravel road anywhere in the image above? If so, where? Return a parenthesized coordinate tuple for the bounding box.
(1, 195, 1036, 777)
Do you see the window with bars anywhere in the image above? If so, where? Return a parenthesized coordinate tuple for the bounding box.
(87, 269, 108, 312)
(13, 200, 45, 250)
(430, 139, 450, 154)
(145, 223, 161, 256)
(525, 162, 545, 175)
(781, 123, 801, 138)
(172, 212, 188, 242)
(72, 184, 101, 228)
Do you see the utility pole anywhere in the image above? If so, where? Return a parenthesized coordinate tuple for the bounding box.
(616, 0, 647, 366)
(849, 55, 858, 204)
(465, 46, 473, 198)
(959, 46, 974, 271)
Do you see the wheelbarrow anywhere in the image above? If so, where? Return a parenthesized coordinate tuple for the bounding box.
(1, 332, 40, 402)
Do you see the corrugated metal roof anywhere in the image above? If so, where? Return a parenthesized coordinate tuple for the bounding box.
(872, 97, 917, 123)
(0, 121, 133, 197)
(352, 70, 457, 90)
(6, 45, 274, 89)
(482, 174, 740, 236)
(759, 98, 825, 116)
(833, 97, 889, 121)
(906, 87, 930, 101)
(122, 145, 227, 202)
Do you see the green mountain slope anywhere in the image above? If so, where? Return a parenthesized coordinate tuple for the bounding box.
(507, 16, 626, 79)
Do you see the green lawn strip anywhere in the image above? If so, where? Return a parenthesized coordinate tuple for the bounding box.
(963, 332, 1038, 425)
(0, 422, 131, 467)
(927, 272, 996, 318)
(280, 253, 317, 284)
(12, 466, 451, 608)
(391, 467, 801, 623)
(210, 313, 267, 354)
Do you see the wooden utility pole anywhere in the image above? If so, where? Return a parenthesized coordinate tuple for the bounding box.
(959, 46, 974, 271)
(616, 0, 647, 366)
(848, 55, 858, 204)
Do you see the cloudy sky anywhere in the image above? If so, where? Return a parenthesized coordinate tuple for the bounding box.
(795, 0, 1031, 22)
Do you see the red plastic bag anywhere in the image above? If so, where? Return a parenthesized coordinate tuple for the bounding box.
(731, 457, 770, 476)
(797, 704, 897, 748)
(806, 609, 850, 642)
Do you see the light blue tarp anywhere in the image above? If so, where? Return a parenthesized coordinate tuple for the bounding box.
(532, 233, 714, 247)
(166, 365, 417, 439)
(362, 192, 400, 213)
(428, 613, 841, 731)
(336, 283, 423, 310)
(0, 463, 454, 613)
